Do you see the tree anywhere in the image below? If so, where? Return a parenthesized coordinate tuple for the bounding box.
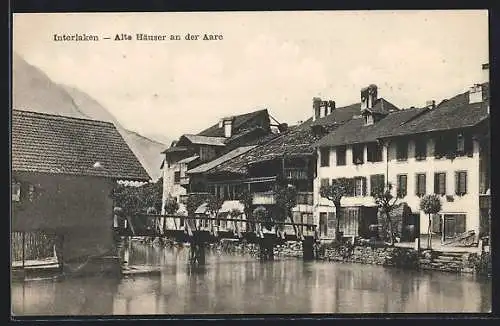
(163, 195, 179, 230)
(319, 177, 352, 241)
(419, 194, 442, 249)
(206, 194, 224, 231)
(238, 189, 254, 232)
(371, 182, 402, 246)
(273, 183, 298, 235)
(230, 208, 242, 233)
(253, 206, 270, 231)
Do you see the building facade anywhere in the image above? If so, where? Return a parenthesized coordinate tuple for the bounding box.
(314, 81, 490, 242)
(11, 110, 150, 275)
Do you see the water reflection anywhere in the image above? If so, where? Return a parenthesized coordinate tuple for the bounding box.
(11, 242, 492, 315)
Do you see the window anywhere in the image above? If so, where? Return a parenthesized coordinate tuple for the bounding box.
(353, 177, 367, 197)
(367, 142, 383, 162)
(396, 139, 408, 161)
(455, 171, 468, 196)
(434, 172, 446, 195)
(12, 181, 20, 202)
(336, 146, 346, 166)
(397, 174, 407, 197)
(415, 138, 427, 160)
(320, 178, 330, 189)
(364, 114, 374, 126)
(174, 171, 181, 184)
(457, 133, 465, 153)
(352, 144, 364, 165)
(370, 174, 385, 195)
(320, 148, 330, 167)
(416, 173, 426, 197)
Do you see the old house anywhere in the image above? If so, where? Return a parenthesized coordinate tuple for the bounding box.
(11, 110, 150, 275)
(314, 80, 490, 243)
(198, 98, 360, 234)
(160, 109, 277, 216)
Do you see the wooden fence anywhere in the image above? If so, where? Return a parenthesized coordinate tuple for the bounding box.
(11, 231, 57, 262)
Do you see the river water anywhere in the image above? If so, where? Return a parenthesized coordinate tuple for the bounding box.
(11, 241, 492, 315)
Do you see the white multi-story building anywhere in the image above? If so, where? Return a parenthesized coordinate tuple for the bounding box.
(314, 80, 490, 242)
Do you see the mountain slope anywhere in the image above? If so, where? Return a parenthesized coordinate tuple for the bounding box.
(12, 53, 166, 181)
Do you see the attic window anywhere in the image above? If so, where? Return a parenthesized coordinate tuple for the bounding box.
(364, 114, 374, 126)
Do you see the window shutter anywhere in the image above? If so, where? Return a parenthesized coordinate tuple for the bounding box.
(461, 172, 467, 195)
(434, 173, 439, 194)
(370, 175, 377, 194)
(455, 172, 460, 195)
(348, 178, 355, 196)
(362, 177, 367, 196)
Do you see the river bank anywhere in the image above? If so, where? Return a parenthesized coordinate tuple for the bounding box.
(135, 237, 492, 276)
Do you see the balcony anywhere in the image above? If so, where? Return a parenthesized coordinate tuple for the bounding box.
(253, 192, 275, 205)
(283, 168, 308, 180)
(296, 192, 313, 205)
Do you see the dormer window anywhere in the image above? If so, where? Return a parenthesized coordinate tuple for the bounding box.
(364, 114, 374, 126)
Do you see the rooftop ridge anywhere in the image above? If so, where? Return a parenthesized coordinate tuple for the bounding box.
(12, 109, 116, 128)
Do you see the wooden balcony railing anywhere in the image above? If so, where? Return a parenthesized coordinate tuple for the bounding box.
(253, 192, 275, 205)
(283, 168, 309, 180)
(296, 192, 313, 205)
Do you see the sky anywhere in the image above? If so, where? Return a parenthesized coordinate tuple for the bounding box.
(12, 11, 489, 143)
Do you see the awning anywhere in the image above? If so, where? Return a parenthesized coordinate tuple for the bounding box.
(194, 203, 208, 214)
(219, 200, 244, 213)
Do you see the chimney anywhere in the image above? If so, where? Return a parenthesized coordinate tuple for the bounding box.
(328, 100, 336, 115)
(482, 63, 489, 84)
(426, 100, 436, 109)
(223, 117, 233, 138)
(361, 84, 378, 111)
(218, 119, 224, 128)
(312, 97, 321, 121)
(469, 84, 483, 104)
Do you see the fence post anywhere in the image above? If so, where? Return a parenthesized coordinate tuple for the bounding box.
(22, 231, 25, 270)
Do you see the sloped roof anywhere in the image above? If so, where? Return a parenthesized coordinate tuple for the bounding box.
(187, 145, 257, 174)
(362, 98, 400, 115)
(314, 106, 426, 147)
(381, 84, 489, 138)
(197, 109, 269, 137)
(12, 110, 150, 181)
(177, 155, 200, 164)
(180, 134, 226, 146)
(207, 103, 362, 175)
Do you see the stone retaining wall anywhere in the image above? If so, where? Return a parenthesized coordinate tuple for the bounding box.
(137, 237, 491, 276)
(318, 244, 418, 269)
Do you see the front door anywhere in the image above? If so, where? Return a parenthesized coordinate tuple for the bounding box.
(443, 214, 466, 239)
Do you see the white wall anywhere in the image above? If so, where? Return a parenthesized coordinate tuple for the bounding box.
(161, 158, 187, 215)
(314, 136, 481, 237)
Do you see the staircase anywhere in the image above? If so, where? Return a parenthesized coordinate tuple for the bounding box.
(419, 250, 472, 273)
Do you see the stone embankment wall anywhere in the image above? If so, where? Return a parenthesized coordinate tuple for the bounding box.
(317, 242, 491, 276)
(136, 237, 491, 276)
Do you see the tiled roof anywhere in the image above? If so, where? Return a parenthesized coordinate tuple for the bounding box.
(12, 109, 150, 181)
(180, 134, 226, 146)
(314, 106, 425, 147)
(207, 103, 362, 176)
(381, 84, 489, 138)
(187, 145, 257, 174)
(197, 109, 269, 137)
